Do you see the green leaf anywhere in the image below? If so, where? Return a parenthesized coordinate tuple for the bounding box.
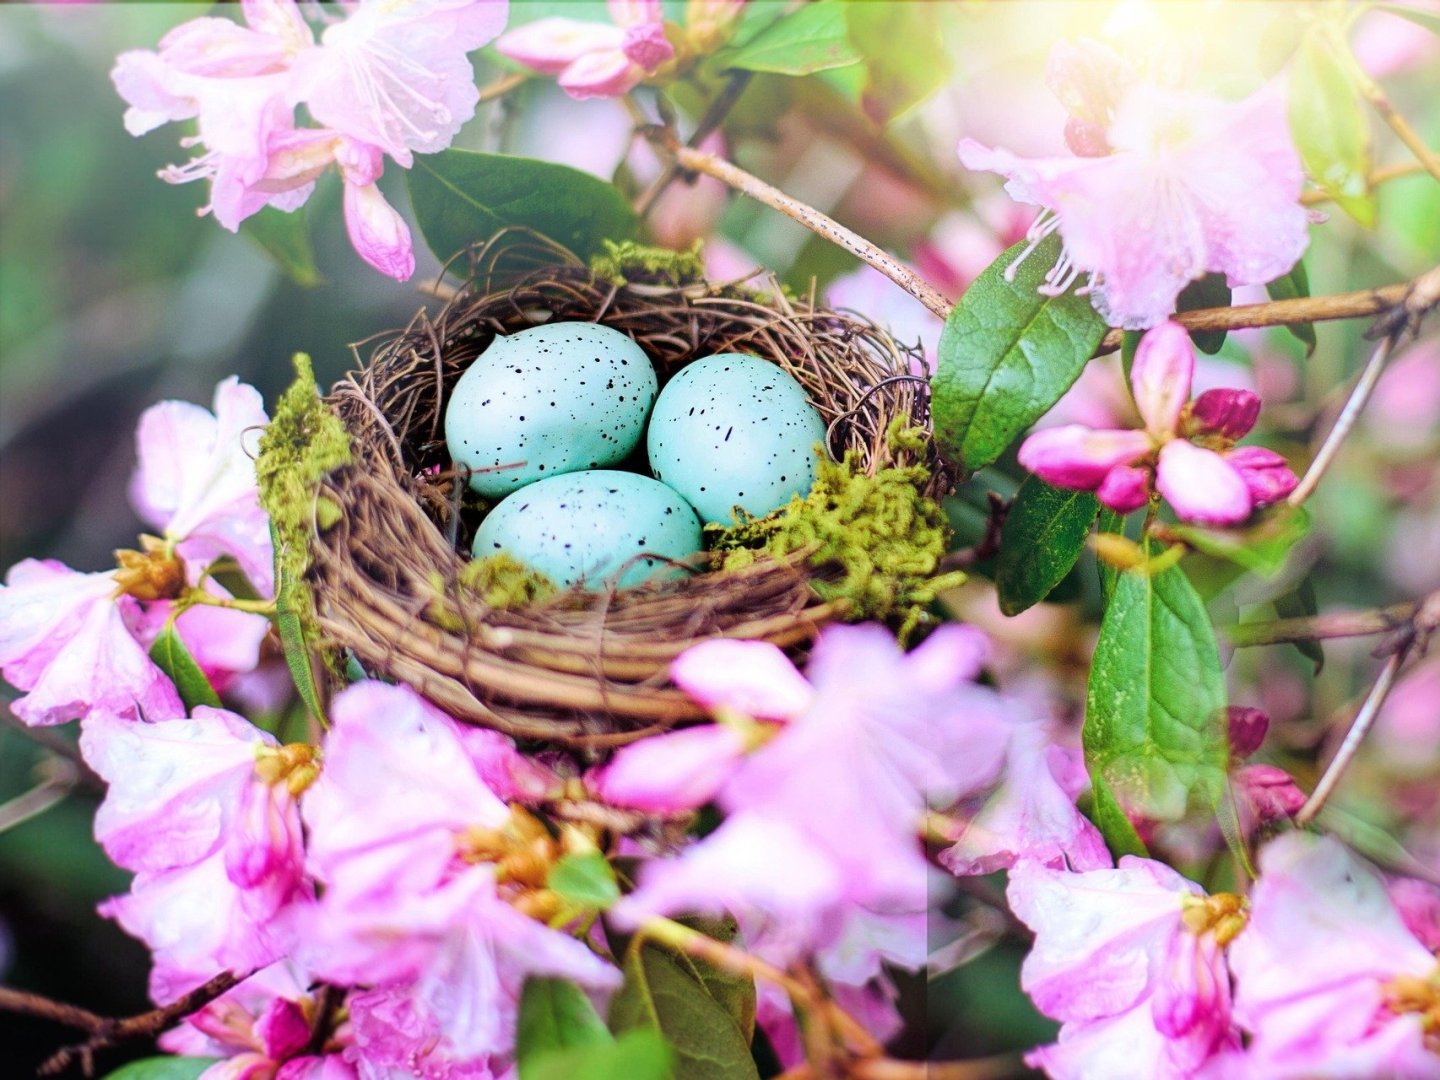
(1376, 3, 1440, 35)
(609, 928, 759, 1080)
(240, 206, 322, 287)
(1168, 504, 1311, 578)
(933, 234, 1108, 474)
(407, 149, 638, 265)
(1089, 775, 1150, 859)
(517, 977, 612, 1078)
(273, 522, 326, 725)
(1120, 329, 1142, 382)
(1274, 575, 1325, 673)
(719, 1, 862, 76)
(1084, 558, 1228, 834)
(148, 624, 221, 711)
(1289, 26, 1376, 226)
(1176, 273, 1232, 355)
(845, 3, 952, 122)
(547, 850, 620, 911)
(102, 1059, 219, 1080)
(527, 1030, 673, 1080)
(1265, 259, 1317, 353)
(1097, 508, 1125, 605)
(995, 477, 1099, 616)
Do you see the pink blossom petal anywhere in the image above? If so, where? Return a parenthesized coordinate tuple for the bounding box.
(1223, 445, 1298, 506)
(622, 22, 674, 70)
(609, 0, 664, 26)
(1018, 425, 1153, 489)
(1155, 440, 1252, 525)
(903, 624, 991, 689)
(1096, 463, 1151, 513)
(1190, 388, 1261, 440)
(1233, 763, 1305, 829)
(342, 178, 415, 282)
(0, 560, 117, 690)
(671, 638, 814, 719)
(590, 724, 749, 812)
(495, 17, 627, 73)
(557, 48, 646, 99)
(1225, 705, 1269, 758)
(1131, 321, 1195, 438)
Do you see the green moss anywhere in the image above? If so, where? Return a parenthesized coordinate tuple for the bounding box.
(712, 447, 963, 642)
(458, 554, 558, 609)
(590, 239, 705, 285)
(255, 354, 352, 668)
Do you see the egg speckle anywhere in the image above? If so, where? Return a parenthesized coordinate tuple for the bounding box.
(472, 471, 703, 588)
(445, 322, 657, 498)
(646, 353, 827, 524)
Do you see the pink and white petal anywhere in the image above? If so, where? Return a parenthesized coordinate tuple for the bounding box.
(1224, 445, 1298, 506)
(557, 49, 645, 100)
(174, 598, 271, 680)
(621, 22, 674, 71)
(1018, 425, 1153, 489)
(903, 623, 991, 690)
(589, 724, 749, 812)
(112, 48, 200, 136)
(1155, 441, 1252, 525)
(1130, 321, 1195, 438)
(131, 400, 220, 530)
(0, 561, 117, 689)
(1096, 463, 1151, 513)
(670, 638, 813, 719)
(495, 17, 626, 73)
(609, 0, 664, 27)
(240, 0, 313, 50)
(1006, 857, 1200, 1023)
(456, 726, 561, 804)
(342, 179, 415, 282)
(1189, 388, 1261, 440)
(12, 599, 183, 727)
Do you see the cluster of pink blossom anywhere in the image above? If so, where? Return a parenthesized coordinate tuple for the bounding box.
(1019, 320, 1299, 525)
(111, 0, 510, 279)
(960, 36, 1310, 329)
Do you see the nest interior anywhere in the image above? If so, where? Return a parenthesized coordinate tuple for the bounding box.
(312, 234, 954, 748)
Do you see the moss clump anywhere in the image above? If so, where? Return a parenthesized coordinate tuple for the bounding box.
(458, 554, 557, 609)
(590, 239, 705, 285)
(712, 444, 963, 641)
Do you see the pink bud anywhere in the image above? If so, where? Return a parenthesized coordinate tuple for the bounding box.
(1226, 705, 1269, 758)
(1235, 764, 1305, 825)
(1156, 440, 1252, 525)
(1225, 446, 1298, 506)
(342, 180, 414, 282)
(1131, 321, 1196, 438)
(622, 22, 674, 70)
(1018, 425, 1152, 489)
(1190, 388, 1261, 440)
(495, 18, 626, 74)
(1096, 463, 1151, 513)
(256, 997, 311, 1060)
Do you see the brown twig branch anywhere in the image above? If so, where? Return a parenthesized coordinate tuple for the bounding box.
(1299, 160, 1426, 205)
(476, 71, 528, 105)
(1, 970, 243, 1078)
(635, 71, 753, 219)
(1223, 600, 1418, 648)
(1288, 332, 1395, 505)
(1346, 58, 1440, 185)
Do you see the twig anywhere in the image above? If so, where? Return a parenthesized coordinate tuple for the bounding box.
(477, 71, 528, 105)
(635, 71, 753, 219)
(1296, 650, 1406, 826)
(8, 970, 244, 1077)
(1346, 58, 1440, 184)
(1299, 160, 1426, 205)
(1288, 332, 1395, 506)
(938, 492, 1008, 571)
(850, 1057, 1025, 1080)
(0, 756, 78, 833)
(1223, 601, 1417, 647)
(637, 135, 952, 320)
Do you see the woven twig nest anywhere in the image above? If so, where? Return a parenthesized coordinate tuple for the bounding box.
(310, 232, 956, 747)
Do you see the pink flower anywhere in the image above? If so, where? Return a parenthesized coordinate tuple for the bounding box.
(497, 0, 673, 100)
(81, 708, 314, 1001)
(0, 560, 183, 727)
(131, 376, 274, 597)
(958, 38, 1308, 329)
(1008, 857, 1243, 1077)
(1226, 833, 1440, 1078)
(589, 724, 749, 812)
(1018, 321, 1298, 525)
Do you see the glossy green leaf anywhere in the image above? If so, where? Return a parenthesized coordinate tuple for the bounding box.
(609, 927, 759, 1080)
(1084, 558, 1228, 839)
(1265, 259, 1317, 353)
(272, 522, 326, 726)
(845, 3, 952, 122)
(149, 624, 221, 711)
(1096, 507, 1125, 605)
(407, 149, 638, 265)
(1176, 273, 1232, 355)
(1376, 3, 1440, 35)
(996, 477, 1099, 616)
(720, 1, 862, 76)
(1274, 575, 1325, 673)
(933, 234, 1108, 473)
(1289, 27, 1376, 226)
(1089, 775, 1149, 859)
(102, 1059, 218, 1080)
(527, 1030, 673, 1080)
(517, 977, 612, 1078)
(241, 206, 321, 287)
(547, 850, 620, 910)
(1169, 504, 1311, 577)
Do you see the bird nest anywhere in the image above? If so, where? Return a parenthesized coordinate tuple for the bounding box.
(307, 232, 957, 748)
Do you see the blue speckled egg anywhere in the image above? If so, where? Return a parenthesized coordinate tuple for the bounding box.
(445, 322, 658, 499)
(646, 353, 827, 524)
(472, 471, 703, 589)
